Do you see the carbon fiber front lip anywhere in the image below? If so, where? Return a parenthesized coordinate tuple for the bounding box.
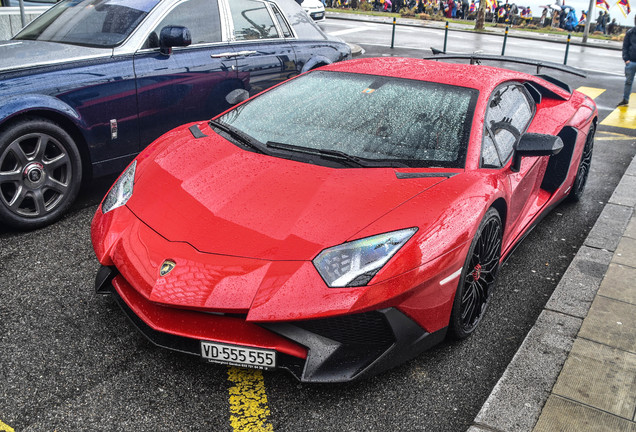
(95, 265, 447, 382)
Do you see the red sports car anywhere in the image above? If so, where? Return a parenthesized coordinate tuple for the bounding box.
(91, 57, 597, 382)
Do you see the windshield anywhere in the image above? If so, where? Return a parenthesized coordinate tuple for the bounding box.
(217, 71, 478, 168)
(14, 0, 160, 48)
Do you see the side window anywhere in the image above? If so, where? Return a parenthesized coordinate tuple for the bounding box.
(481, 84, 534, 168)
(271, 3, 292, 38)
(482, 135, 501, 168)
(144, 0, 221, 48)
(228, 0, 280, 40)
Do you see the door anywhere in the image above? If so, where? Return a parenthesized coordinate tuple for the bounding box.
(481, 84, 542, 229)
(225, 0, 298, 97)
(134, 0, 241, 147)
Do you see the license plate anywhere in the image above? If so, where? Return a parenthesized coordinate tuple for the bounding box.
(200, 341, 276, 370)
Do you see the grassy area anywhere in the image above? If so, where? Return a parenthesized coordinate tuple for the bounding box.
(326, 8, 623, 41)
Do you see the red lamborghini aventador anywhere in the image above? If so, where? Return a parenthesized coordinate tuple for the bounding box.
(91, 57, 597, 382)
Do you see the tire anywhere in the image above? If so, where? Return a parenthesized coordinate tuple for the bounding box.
(568, 123, 594, 202)
(449, 207, 503, 339)
(0, 117, 82, 230)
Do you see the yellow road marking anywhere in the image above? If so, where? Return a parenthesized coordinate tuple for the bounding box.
(227, 367, 273, 432)
(601, 94, 636, 129)
(577, 86, 606, 99)
(596, 131, 636, 141)
(0, 420, 14, 432)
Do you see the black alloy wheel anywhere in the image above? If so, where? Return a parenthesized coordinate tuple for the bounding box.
(0, 117, 82, 230)
(568, 123, 595, 202)
(449, 207, 502, 339)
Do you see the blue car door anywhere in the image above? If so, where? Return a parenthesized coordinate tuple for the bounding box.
(133, 0, 241, 147)
(225, 0, 298, 97)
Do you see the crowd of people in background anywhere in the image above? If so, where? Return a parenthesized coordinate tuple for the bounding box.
(328, 0, 629, 35)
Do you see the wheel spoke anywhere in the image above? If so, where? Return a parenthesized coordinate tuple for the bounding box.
(0, 170, 21, 184)
(44, 177, 69, 195)
(7, 186, 27, 210)
(7, 141, 29, 166)
(44, 152, 70, 171)
(33, 135, 47, 161)
(32, 189, 47, 216)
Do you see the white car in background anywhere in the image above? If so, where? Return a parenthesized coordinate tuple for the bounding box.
(302, 0, 326, 21)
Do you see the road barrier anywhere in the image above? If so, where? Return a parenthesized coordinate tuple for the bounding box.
(443, 21, 449, 53)
(502, 26, 509, 56)
(426, 23, 579, 67)
(391, 17, 396, 48)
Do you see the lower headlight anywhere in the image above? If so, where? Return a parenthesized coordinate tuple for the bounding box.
(102, 160, 136, 214)
(313, 228, 418, 288)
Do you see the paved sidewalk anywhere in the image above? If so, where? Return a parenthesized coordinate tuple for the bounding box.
(468, 154, 636, 432)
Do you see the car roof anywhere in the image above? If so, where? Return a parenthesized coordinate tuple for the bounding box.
(320, 57, 543, 93)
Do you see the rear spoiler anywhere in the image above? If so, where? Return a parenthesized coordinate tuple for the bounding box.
(423, 53, 585, 100)
(422, 53, 587, 78)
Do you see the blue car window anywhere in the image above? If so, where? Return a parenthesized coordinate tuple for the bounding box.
(270, 3, 293, 38)
(14, 0, 160, 48)
(145, 0, 222, 48)
(228, 0, 280, 40)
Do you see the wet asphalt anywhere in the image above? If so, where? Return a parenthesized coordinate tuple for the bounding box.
(1, 22, 635, 432)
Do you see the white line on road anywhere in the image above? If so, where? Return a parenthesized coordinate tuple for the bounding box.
(329, 26, 379, 36)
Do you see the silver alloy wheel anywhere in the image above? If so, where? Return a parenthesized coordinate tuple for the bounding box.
(0, 132, 72, 218)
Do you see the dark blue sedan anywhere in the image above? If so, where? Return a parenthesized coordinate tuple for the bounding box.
(0, 0, 350, 229)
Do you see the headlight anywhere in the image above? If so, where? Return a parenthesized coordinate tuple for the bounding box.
(102, 161, 136, 214)
(313, 228, 418, 288)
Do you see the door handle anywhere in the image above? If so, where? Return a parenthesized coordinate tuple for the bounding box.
(235, 50, 257, 56)
(211, 52, 238, 58)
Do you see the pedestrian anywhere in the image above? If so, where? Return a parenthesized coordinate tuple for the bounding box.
(618, 14, 636, 106)
(540, 7, 547, 26)
(595, 11, 605, 33)
(445, 0, 454, 18)
(564, 8, 576, 32)
(603, 12, 610, 35)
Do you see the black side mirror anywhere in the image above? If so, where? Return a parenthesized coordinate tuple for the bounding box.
(511, 133, 563, 172)
(159, 26, 191, 56)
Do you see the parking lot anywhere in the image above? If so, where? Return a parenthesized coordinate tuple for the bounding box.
(2, 14, 636, 432)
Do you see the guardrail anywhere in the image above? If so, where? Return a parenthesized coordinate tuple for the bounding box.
(388, 19, 576, 66)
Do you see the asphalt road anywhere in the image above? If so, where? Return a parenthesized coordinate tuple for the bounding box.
(1, 19, 635, 432)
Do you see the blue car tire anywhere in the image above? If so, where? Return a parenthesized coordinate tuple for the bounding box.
(0, 117, 82, 230)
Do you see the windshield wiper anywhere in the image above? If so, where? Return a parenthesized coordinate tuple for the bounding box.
(209, 120, 267, 154)
(265, 141, 366, 167)
(266, 141, 412, 168)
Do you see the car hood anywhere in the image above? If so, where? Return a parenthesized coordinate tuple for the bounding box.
(127, 125, 448, 261)
(0, 40, 111, 73)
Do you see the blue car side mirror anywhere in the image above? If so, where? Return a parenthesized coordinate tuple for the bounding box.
(159, 26, 192, 56)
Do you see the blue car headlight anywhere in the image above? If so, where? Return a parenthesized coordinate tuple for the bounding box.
(102, 161, 136, 214)
(313, 228, 418, 288)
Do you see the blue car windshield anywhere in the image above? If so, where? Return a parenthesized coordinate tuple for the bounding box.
(14, 0, 160, 48)
(217, 71, 478, 169)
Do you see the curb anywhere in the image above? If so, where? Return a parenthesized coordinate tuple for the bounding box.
(467, 153, 636, 432)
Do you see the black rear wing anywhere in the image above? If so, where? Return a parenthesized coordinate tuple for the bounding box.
(422, 53, 587, 79)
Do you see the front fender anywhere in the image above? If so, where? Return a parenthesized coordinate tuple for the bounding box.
(301, 55, 333, 73)
(0, 93, 83, 127)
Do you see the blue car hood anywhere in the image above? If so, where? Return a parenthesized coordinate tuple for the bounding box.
(0, 40, 111, 74)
